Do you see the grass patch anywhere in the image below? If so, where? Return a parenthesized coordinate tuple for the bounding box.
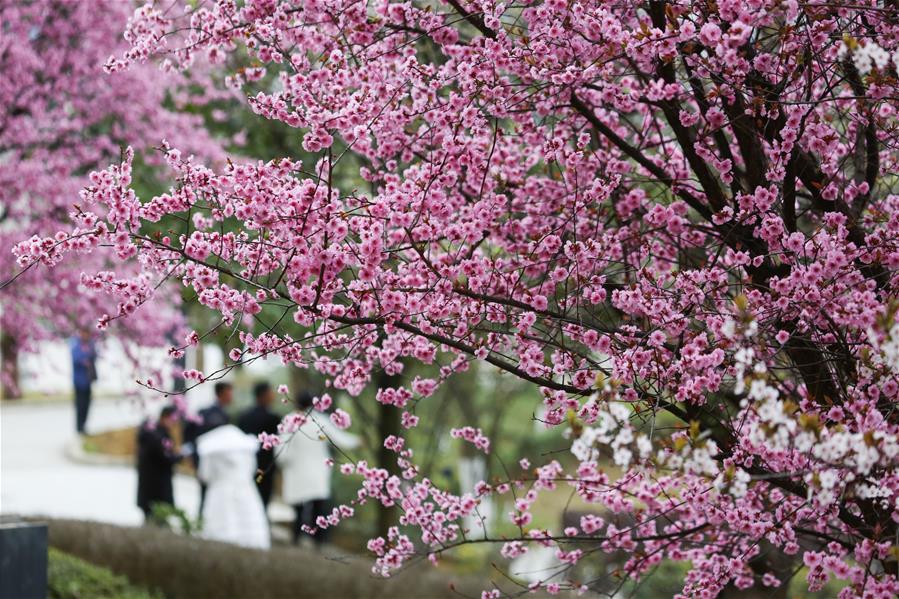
(83, 427, 137, 457)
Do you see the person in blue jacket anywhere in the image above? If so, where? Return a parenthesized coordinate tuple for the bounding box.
(70, 329, 97, 434)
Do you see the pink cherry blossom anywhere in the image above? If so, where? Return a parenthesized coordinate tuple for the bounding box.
(330, 409, 352, 430)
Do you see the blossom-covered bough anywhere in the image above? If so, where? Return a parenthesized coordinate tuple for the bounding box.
(0, 0, 222, 395)
(12, 0, 899, 596)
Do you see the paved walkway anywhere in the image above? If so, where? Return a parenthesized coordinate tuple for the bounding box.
(0, 399, 200, 526)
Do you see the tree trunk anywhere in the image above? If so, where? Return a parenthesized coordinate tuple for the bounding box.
(288, 367, 314, 399)
(1, 333, 21, 400)
(195, 341, 205, 374)
(716, 548, 792, 599)
(375, 369, 402, 538)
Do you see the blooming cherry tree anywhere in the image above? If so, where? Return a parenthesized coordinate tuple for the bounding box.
(0, 0, 222, 394)
(14, 0, 899, 596)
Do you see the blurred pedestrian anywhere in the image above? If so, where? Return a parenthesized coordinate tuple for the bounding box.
(136, 405, 182, 523)
(277, 391, 359, 547)
(70, 329, 97, 434)
(237, 381, 280, 508)
(183, 381, 233, 517)
(197, 424, 270, 549)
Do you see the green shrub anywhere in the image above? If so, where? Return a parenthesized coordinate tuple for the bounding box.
(48, 547, 162, 599)
(148, 503, 200, 536)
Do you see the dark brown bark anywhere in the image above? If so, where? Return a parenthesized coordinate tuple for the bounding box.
(1, 332, 21, 400)
(375, 368, 402, 538)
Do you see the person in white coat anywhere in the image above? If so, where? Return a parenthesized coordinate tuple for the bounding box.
(276, 391, 360, 546)
(197, 424, 270, 550)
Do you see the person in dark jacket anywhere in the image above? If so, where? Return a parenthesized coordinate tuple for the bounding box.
(137, 405, 182, 522)
(183, 381, 233, 517)
(70, 330, 97, 434)
(237, 381, 281, 508)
